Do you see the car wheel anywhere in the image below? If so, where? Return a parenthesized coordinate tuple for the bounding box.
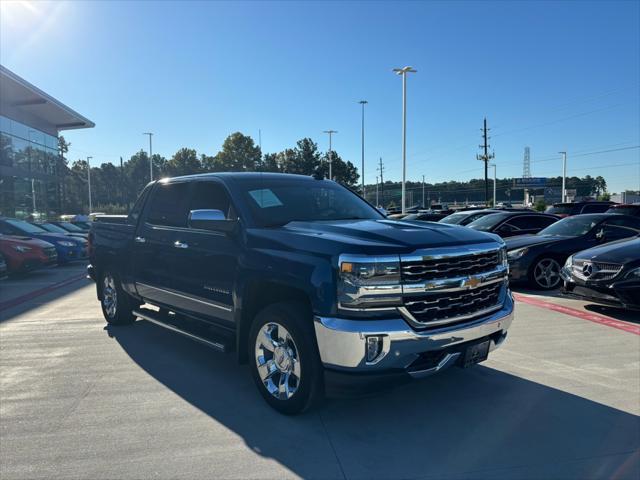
(100, 270, 137, 325)
(249, 302, 324, 415)
(530, 257, 562, 290)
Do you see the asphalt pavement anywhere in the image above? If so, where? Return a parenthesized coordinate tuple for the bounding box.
(1, 265, 639, 479)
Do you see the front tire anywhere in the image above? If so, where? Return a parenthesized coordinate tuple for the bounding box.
(249, 302, 324, 415)
(100, 270, 137, 325)
(529, 257, 562, 290)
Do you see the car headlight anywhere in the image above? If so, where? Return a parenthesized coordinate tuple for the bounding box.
(625, 267, 640, 279)
(564, 255, 574, 268)
(57, 241, 76, 247)
(13, 245, 32, 253)
(498, 247, 508, 267)
(338, 255, 402, 309)
(507, 247, 529, 261)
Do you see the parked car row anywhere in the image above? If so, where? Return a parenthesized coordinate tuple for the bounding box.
(0, 217, 89, 277)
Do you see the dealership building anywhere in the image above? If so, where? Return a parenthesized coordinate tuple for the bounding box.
(0, 65, 94, 218)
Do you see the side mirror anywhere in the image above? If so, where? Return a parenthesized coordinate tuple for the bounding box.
(188, 209, 236, 233)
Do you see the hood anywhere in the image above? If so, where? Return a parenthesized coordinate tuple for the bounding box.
(249, 219, 501, 257)
(504, 234, 567, 250)
(0, 235, 56, 249)
(574, 237, 640, 264)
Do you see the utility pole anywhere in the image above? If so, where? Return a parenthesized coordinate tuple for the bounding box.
(393, 66, 417, 214)
(87, 156, 93, 214)
(31, 179, 36, 215)
(559, 151, 567, 202)
(376, 176, 379, 206)
(490, 163, 497, 207)
(476, 118, 494, 206)
(422, 174, 425, 208)
(323, 130, 337, 179)
(143, 132, 153, 181)
(358, 100, 368, 197)
(377, 157, 385, 207)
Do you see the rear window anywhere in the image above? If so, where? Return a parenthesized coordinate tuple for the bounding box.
(581, 203, 610, 214)
(545, 204, 574, 215)
(606, 206, 640, 216)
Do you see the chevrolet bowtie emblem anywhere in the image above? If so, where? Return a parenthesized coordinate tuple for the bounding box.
(462, 276, 482, 289)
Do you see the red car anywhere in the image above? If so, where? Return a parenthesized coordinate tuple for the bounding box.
(0, 234, 58, 274)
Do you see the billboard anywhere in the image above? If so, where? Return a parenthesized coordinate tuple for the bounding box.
(513, 177, 547, 189)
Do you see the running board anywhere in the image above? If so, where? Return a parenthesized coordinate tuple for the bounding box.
(133, 308, 227, 353)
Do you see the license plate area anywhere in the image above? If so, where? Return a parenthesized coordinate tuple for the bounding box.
(462, 340, 490, 367)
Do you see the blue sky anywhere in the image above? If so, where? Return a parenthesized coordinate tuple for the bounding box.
(1, 0, 639, 193)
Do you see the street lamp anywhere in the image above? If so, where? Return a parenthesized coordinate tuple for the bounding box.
(489, 163, 497, 207)
(323, 130, 337, 179)
(358, 100, 368, 196)
(87, 156, 93, 214)
(559, 151, 567, 202)
(144, 132, 154, 181)
(392, 66, 417, 214)
(422, 174, 425, 208)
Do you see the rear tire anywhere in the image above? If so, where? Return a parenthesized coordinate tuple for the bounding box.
(100, 269, 138, 325)
(249, 301, 324, 415)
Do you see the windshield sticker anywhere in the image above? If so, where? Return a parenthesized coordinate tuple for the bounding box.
(249, 189, 284, 208)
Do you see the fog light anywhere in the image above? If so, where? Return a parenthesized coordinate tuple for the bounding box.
(366, 336, 383, 363)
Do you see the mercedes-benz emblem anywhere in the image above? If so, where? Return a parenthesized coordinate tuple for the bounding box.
(582, 263, 593, 277)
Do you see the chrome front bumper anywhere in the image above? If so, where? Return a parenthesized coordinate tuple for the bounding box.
(314, 292, 514, 377)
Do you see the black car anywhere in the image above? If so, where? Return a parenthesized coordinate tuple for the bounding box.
(506, 214, 640, 289)
(402, 212, 449, 222)
(440, 209, 501, 226)
(606, 204, 640, 217)
(467, 211, 559, 238)
(545, 201, 615, 218)
(0, 253, 7, 279)
(34, 222, 88, 239)
(561, 236, 640, 310)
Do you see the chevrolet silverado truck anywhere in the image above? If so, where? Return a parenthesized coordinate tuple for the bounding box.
(88, 173, 513, 414)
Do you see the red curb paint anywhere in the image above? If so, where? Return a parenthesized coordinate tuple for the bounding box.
(0, 273, 87, 312)
(513, 293, 640, 336)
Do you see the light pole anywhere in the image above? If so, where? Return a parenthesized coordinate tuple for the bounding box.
(422, 174, 425, 208)
(358, 100, 368, 196)
(87, 156, 93, 214)
(323, 130, 337, 179)
(559, 151, 567, 202)
(31, 179, 36, 215)
(376, 176, 379, 206)
(392, 66, 417, 214)
(489, 163, 496, 207)
(144, 132, 154, 181)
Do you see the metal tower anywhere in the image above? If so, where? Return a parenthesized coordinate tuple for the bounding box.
(523, 146, 531, 179)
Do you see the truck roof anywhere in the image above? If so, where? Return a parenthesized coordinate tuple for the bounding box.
(165, 172, 320, 183)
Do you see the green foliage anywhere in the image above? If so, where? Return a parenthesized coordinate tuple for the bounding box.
(534, 199, 547, 212)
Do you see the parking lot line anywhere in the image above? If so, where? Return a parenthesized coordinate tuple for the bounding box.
(0, 273, 87, 312)
(513, 293, 640, 336)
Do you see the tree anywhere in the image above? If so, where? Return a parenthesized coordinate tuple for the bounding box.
(213, 132, 262, 171)
(280, 138, 321, 174)
(261, 152, 281, 172)
(318, 150, 359, 187)
(166, 148, 201, 177)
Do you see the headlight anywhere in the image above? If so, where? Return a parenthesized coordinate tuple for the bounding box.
(507, 247, 529, 261)
(338, 255, 402, 309)
(13, 245, 32, 253)
(564, 255, 574, 268)
(57, 241, 76, 247)
(498, 247, 508, 267)
(625, 267, 640, 279)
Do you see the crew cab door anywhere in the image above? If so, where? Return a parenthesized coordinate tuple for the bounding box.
(132, 181, 191, 305)
(170, 180, 239, 324)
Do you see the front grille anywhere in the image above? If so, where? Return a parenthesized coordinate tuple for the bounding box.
(403, 282, 503, 327)
(572, 260, 622, 281)
(401, 251, 500, 282)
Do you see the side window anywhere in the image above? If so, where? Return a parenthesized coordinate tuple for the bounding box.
(189, 182, 236, 220)
(601, 216, 640, 239)
(582, 204, 609, 214)
(528, 216, 557, 229)
(504, 216, 532, 230)
(145, 182, 190, 228)
(128, 184, 152, 225)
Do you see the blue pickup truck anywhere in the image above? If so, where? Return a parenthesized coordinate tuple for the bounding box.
(88, 173, 514, 414)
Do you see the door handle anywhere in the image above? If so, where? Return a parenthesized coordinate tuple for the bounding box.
(174, 241, 189, 249)
(134, 236, 146, 243)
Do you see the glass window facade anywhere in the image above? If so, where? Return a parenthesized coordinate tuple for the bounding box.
(0, 115, 61, 218)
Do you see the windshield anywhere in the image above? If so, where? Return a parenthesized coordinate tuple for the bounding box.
(607, 206, 640, 215)
(39, 223, 68, 234)
(467, 213, 509, 231)
(59, 222, 84, 232)
(538, 215, 603, 236)
(545, 204, 573, 215)
(6, 219, 47, 234)
(238, 179, 382, 227)
(439, 212, 468, 224)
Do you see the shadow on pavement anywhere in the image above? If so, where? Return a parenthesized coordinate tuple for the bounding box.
(584, 304, 640, 324)
(106, 320, 640, 480)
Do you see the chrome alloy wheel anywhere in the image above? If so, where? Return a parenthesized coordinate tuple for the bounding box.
(102, 273, 118, 318)
(254, 322, 301, 400)
(534, 258, 561, 289)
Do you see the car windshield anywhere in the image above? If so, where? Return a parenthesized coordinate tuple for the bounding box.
(607, 206, 639, 215)
(467, 213, 509, 231)
(39, 223, 68, 234)
(537, 215, 603, 236)
(59, 222, 84, 232)
(6, 219, 47, 234)
(439, 212, 469, 224)
(545, 204, 573, 215)
(238, 178, 382, 227)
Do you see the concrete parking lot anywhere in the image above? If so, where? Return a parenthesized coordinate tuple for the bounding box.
(1, 265, 639, 480)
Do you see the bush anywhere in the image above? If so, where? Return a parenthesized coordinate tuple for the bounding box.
(534, 199, 547, 212)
